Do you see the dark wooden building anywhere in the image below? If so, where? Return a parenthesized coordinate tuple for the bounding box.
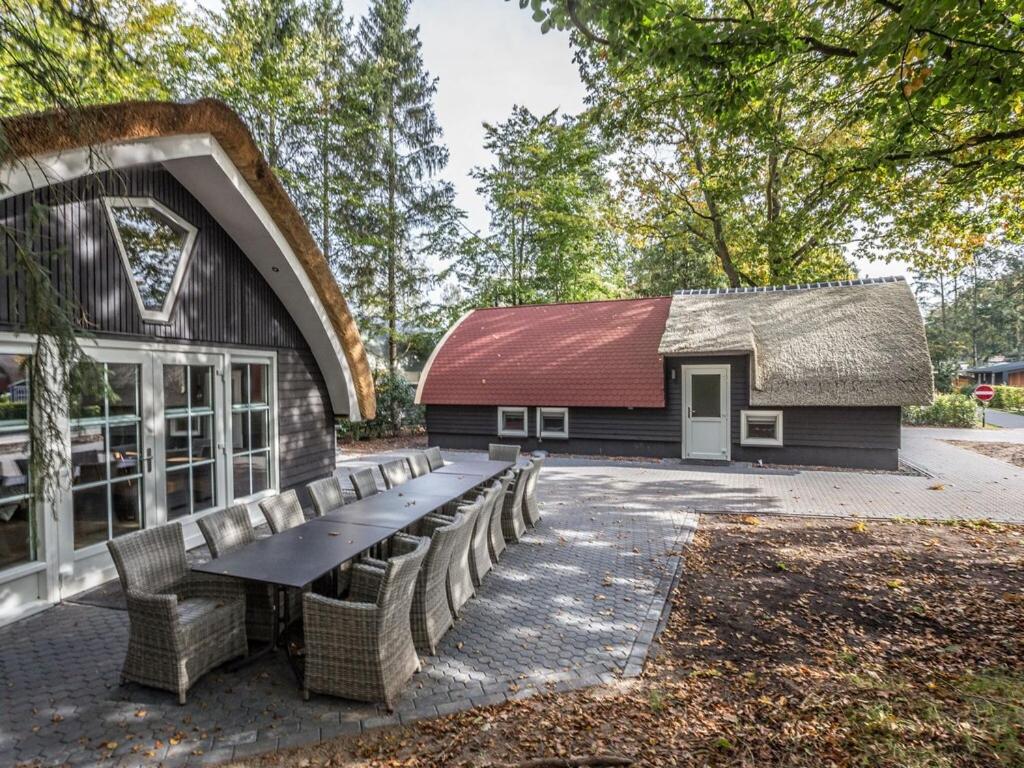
(0, 100, 374, 623)
(417, 279, 932, 472)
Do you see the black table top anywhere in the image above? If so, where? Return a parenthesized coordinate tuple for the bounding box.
(432, 459, 516, 478)
(191, 519, 394, 589)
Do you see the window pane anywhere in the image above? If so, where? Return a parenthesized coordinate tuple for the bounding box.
(190, 366, 212, 410)
(69, 362, 104, 421)
(111, 479, 142, 538)
(747, 416, 778, 441)
(250, 410, 269, 450)
(690, 374, 721, 418)
(192, 463, 215, 513)
(249, 364, 267, 405)
(165, 417, 191, 467)
(71, 425, 108, 486)
(502, 411, 525, 432)
(107, 364, 139, 417)
(232, 412, 250, 452)
(163, 365, 188, 410)
(0, 433, 30, 500)
(191, 415, 214, 461)
(0, 354, 30, 426)
(73, 485, 109, 549)
(166, 468, 191, 520)
(251, 451, 270, 494)
(109, 204, 189, 311)
(108, 422, 140, 480)
(0, 496, 32, 569)
(231, 364, 247, 406)
(233, 455, 251, 498)
(541, 412, 565, 433)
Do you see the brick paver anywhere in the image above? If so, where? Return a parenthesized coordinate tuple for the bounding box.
(0, 453, 696, 768)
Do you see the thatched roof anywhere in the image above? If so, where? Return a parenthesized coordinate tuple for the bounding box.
(0, 99, 375, 419)
(658, 277, 933, 407)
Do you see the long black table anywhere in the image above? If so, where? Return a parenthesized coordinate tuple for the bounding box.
(433, 459, 519, 478)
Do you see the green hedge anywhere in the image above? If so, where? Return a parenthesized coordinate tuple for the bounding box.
(336, 368, 424, 441)
(902, 393, 979, 428)
(990, 385, 1024, 414)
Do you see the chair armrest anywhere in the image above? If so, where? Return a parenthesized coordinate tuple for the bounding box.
(418, 516, 450, 536)
(360, 556, 388, 571)
(348, 563, 385, 603)
(125, 589, 178, 628)
(303, 592, 379, 635)
(389, 532, 424, 555)
(184, 572, 247, 603)
(425, 513, 453, 525)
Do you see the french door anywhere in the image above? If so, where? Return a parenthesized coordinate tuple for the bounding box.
(59, 349, 227, 597)
(682, 365, 730, 461)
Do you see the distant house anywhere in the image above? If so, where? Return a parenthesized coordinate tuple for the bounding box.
(416, 277, 933, 470)
(965, 361, 1024, 387)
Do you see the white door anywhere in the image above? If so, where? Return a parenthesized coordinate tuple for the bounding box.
(682, 365, 730, 461)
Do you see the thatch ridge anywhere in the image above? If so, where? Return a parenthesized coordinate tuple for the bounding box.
(659, 278, 933, 407)
(1, 99, 375, 419)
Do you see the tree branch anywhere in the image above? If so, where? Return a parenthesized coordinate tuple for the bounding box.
(566, 0, 610, 46)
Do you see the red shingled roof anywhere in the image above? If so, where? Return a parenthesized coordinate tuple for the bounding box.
(416, 297, 671, 408)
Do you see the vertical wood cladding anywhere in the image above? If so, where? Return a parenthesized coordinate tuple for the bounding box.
(0, 164, 335, 494)
(426, 354, 902, 469)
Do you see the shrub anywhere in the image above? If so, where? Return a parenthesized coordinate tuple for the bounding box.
(336, 368, 424, 441)
(991, 385, 1024, 413)
(902, 393, 979, 428)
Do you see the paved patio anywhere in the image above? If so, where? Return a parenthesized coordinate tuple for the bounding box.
(0, 453, 697, 768)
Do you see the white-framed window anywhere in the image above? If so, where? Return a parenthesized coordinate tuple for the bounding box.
(231, 361, 275, 501)
(740, 410, 784, 447)
(0, 351, 34, 571)
(102, 197, 197, 324)
(497, 406, 528, 437)
(537, 407, 569, 439)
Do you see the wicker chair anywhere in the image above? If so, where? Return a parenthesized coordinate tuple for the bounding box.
(406, 452, 431, 478)
(259, 490, 305, 533)
(428, 496, 483, 618)
(379, 459, 412, 489)
(489, 443, 521, 463)
(392, 516, 465, 654)
(501, 466, 530, 543)
(302, 536, 429, 708)
(522, 457, 544, 527)
(349, 467, 379, 499)
(107, 523, 247, 704)
(487, 471, 514, 563)
(470, 482, 501, 585)
(308, 476, 346, 516)
(197, 504, 284, 644)
(425, 446, 444, 471)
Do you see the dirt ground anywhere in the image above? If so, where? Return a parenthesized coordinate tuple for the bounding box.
(228, 515, 1024, 768)
(338, 432, 427, 456)
(945, 439, 1024, 469)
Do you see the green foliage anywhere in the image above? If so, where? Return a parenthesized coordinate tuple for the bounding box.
(336, 367, 421, 439)
(930, 360, 961, 394)
(990, 386, 1024, 414)
(902, 394, 978, 428)
(517, 0, 1024, 286)
(451, 106, 625, 305)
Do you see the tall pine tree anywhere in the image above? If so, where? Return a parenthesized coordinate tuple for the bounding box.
(341, 0, 456, 377)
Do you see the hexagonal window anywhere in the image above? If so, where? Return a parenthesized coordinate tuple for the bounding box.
(103, 197, 197, 323)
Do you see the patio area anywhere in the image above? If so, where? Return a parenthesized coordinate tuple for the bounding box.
(0, 451, 697, 768)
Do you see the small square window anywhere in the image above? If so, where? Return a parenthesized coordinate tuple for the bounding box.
(537, 407, 569, 439)
(740, 410, 783, 447)
(498, 407, 528, 437)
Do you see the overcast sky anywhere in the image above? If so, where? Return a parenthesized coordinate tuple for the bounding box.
(191, 0, 909, 283)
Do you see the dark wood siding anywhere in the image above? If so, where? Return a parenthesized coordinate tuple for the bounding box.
(0, 164, 335, 495)
(426, 353, 902, 469)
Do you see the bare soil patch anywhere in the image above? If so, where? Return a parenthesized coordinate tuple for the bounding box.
(228, 516, 1024, 767)
(338, 431, 426, 456)
(945, 439, 1024, 469)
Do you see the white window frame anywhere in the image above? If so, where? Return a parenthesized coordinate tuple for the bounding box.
(536, 407, 569, 440)
(740, 410, 784, 447)
(497, 406, 528, 438)
(228, 356, 280, 504)
(102, 196, 198, 324)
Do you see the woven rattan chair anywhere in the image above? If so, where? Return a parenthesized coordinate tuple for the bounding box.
(107, 523, 247, 704)
(259, 490, 305, 533)
(197, 504, 282, 643)
(392, 516, 465, 654)
(425, 446, 444, 471)
(308, 476, 346, 516)
(470, 482, 501, 585)
(349, 467, 378, 499)
(522, 457, 544, 527)
(379, 459, 412, 489)
(428, 496, 483, 618)
(406, 452, 431, 478)
(488, 443, 521, 463)
(501, 466, 529, 543)
(487, 471, 514, 563)
(302, 536, 429, 708)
